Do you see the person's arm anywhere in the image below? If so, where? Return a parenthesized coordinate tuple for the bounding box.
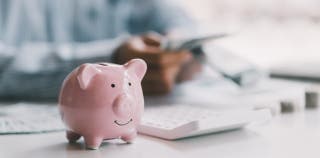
(0, 37, 128, 100)
(55, 34, 129, 64)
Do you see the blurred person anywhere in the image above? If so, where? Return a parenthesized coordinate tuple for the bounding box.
(0, 0, 202, 100)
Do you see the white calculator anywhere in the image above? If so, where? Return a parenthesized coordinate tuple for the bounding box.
(138, 104, 271, 140)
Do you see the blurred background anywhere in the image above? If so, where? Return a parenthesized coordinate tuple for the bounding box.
(0, 0, 320, 100)
(182, 0, 320, 68)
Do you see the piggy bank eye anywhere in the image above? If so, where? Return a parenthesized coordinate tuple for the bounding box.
(128, 82, 132, 86)
(111, 83, 116, 88)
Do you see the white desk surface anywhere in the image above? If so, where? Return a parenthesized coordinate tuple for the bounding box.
(1, 108, 320, 158)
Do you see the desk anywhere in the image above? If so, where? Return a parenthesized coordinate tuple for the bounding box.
(1, 108, 320, 158)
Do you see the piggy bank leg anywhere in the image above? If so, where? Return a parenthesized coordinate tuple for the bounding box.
(121, 130, 137, 143)
(84, 136, 103, 150)
(66, 131, 81, 143)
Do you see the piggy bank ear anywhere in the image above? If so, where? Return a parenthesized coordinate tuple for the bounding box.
(124, 59, 147, 81)
(77, 64, 100, 89)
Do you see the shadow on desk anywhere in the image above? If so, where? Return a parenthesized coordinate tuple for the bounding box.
(140, 129, 264, 150)
(25, 129, 269, 158)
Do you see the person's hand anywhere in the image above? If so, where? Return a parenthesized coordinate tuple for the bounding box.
(113, 32, 202, 95)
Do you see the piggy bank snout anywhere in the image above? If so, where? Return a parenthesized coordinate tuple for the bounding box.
(113, 94, 135, 118)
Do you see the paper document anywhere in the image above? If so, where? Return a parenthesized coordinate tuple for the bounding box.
(0, 103, 64, 134)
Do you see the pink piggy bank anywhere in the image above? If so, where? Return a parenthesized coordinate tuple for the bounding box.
(58, 59, 147, 150)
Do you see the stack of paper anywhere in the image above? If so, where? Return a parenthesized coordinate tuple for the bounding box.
(0, 103, 64, 134)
